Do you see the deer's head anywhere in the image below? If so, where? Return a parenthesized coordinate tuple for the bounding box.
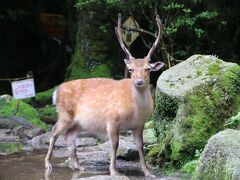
(115, 14, 164, 88)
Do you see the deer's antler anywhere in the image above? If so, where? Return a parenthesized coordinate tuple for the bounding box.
(146, 15, 162, 61)
(115, 13, 133, 60)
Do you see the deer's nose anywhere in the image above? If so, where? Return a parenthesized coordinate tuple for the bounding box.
(134, 79, 145, 86)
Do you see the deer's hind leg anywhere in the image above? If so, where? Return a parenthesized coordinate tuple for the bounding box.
(64, 125, 84, 172)
(107, 122, 120, 176)
(45, 112, 73, 171)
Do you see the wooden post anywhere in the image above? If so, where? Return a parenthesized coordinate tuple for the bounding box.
(13, 101, 20, 116)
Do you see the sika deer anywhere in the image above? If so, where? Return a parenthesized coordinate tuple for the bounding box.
(45, 14, 164, 177)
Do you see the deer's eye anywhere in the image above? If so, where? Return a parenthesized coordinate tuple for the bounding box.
(128, 69, 134, 73)
(145, 68, 151, 71)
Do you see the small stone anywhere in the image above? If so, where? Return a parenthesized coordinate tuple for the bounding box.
(75, 137, 98, 147)
(143, 128, 157, 144)
(24, 128, 45, 139)
(77, 175, 130, 180)
(99, 135, 138, 161)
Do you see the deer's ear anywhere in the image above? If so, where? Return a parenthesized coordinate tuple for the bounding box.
(149, 61, 164, 71)
(124, 59, 131, 69)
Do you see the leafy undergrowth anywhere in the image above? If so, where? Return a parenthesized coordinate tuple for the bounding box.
(224, 112, 240, 129)
(181, 159, 199, 174)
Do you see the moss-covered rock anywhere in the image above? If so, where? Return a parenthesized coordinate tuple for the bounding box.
(193, 129, 240, 179)
(149, 55, 240, 168)
(0, 99, 47, 130)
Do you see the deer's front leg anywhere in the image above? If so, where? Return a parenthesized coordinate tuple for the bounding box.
(133, 127, 155, 178)
(107, 124, 119, 176)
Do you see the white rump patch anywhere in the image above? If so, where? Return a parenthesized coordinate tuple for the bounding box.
(52, 87, 58, 105)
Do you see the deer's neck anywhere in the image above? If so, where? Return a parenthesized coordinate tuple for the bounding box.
(132, 84, 152, 107)
(130, 83, 153, 124)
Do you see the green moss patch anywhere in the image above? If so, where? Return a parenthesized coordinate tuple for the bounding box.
(0, 99, 47, 130)
(0, 142, 23, 155)
(207, 60, 221, 76)
(35, 88, 55, 105)
(38, 105, 57, 119)
(66, 63, 112, 80)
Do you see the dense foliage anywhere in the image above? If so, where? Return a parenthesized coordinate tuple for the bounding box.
(72, 0, 239, 70)
(0, 0, 239, 93)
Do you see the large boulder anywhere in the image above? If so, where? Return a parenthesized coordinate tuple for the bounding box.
(193, 129, 240, 179)
(149, 55, 240, 166)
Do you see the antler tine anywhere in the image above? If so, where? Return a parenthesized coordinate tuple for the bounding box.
(115, 13, 133, 60)
(146, 15, 162, 61)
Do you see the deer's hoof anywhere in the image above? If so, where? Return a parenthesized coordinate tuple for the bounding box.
(144, 171, 156, 178)
(45, 162, 52, 171)
(110, 169, 120, 176)
(70, 164, 85, 172)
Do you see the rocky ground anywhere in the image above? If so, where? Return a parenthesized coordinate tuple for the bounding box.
(0, 116, 190, 179)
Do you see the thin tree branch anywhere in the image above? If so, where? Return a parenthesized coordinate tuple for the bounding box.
(139, 1, 153, 23)
(121, 26, 156, 38)
(154, 0, 158, 16)
(141, 36, 151, 49)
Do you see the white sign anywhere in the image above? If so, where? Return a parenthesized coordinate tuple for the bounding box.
(11, 78, 36, 99)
